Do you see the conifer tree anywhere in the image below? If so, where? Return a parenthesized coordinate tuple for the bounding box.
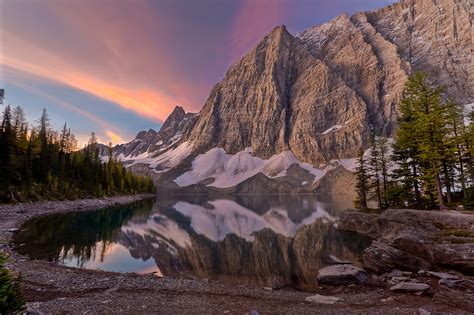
(354, 148, 369, 211)
(0, 97, 156, 202)
(369, 134, 382, 208)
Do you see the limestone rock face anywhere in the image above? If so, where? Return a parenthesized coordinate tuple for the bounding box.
(186, 0, 472, 165)
(298, 13, 408, 136)
(188, 25, 370, 164)
(365, 0, 473, 104)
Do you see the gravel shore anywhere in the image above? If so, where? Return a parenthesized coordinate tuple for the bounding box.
(0, 196, 470, 314)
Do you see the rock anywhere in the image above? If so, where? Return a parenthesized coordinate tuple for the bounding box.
(438, 278, 461, 289)
(305, 294, 342, 304)
(363, 241, 431, 274)
(328, 255, 351, 264)
(249, 310, 259, 315)
(390, 282, 430, 292)
(434, 279, 474, 310)
(417, 270, 426, 276)
(317, 264, 369, 285)
(418, 308, 431, 315)
(391, 276, 411, 282)
(4, 228, 19, 232)
(380, 297, 394, 303)
(337, 211, 378, 238)
(432, 243, 474, 274)
(426, 271, 460, 280)
(387, 270, 403, 278)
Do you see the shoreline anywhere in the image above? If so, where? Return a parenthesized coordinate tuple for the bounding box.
(0, 196, 471, 314)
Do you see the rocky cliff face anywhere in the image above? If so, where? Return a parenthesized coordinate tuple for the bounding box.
(188, 25, 370, 164)
(114, 106, 198, 159)
(114, 0, 473, 192)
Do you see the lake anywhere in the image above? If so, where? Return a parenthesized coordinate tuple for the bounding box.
(14, 195, 370, 290)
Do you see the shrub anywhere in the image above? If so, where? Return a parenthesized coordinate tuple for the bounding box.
(0, 253, 25, 314)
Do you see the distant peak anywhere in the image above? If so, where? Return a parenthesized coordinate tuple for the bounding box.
(170, 105, 186, 115)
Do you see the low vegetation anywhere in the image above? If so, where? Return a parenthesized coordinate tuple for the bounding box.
(0, 93, 155, 203)
(355, 72, 474, 210)
(0, 253, 25, 314)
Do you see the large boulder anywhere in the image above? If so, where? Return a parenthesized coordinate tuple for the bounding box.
(337, 211, 378, 238)
(363, 241, 431, 273)
(317, 264, 369, 285)
(339, 209, 474, 275)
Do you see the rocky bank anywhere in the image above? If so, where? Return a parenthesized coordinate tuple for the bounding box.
(338, 208, 474, 310)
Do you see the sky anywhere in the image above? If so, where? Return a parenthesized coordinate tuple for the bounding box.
(0, 0, 396, 146)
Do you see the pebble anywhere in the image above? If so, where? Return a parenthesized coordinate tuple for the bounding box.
(387, 270, 403, 278)
(391, 276, 411, 282)
(380, 297, 394, 303)
(419, 308, 431, 315)
(305, 294, 342, 305)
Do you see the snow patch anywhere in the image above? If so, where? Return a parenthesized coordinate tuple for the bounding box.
(116, 141, 192, 173)
(175, 148, 332, 188)
(174, 200, 334, 242)
(321, 119, 353, 135)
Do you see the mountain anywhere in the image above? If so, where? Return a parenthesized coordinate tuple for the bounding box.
(114, 106, 198, 159)
(112, 0, 473, 194)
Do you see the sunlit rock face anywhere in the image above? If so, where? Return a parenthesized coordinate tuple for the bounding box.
(111, 0, 473, 192)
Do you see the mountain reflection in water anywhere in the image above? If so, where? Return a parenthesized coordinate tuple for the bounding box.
(15, 195, 371, 290)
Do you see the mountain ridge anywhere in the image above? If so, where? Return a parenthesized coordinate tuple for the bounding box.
(111, 0, 473, 193)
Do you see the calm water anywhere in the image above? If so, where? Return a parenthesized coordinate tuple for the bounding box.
(14, 195, 370, 290)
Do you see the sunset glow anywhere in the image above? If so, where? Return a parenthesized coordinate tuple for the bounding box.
(1, 0, 394, 144)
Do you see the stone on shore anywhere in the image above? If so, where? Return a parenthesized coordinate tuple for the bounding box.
(317, 264, 369, 285)
(328, 255, 351, 264)
(390, 282, 430, 292)
(426, 271, 460, 280)
(305, 294, 342, 304)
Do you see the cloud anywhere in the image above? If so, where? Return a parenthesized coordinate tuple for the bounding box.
(105, 130, 125, 145)
(229, 0, 283, 62)
(8, 76, 126, 145)
(1, 0, 198, 122)
(2, 32, 184, 123)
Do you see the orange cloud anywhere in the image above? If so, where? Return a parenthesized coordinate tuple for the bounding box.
(105, 130, 125, 145)
(9, 77, 127, 145)
(2, 32, 183, 122)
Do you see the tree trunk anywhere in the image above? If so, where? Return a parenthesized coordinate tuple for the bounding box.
(442, 161, 453, 204)
(412, 163, 422, 208)
(435, 173, 445, 209)
(458, 150, 466, 197)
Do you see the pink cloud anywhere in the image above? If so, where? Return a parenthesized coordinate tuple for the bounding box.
(229, 0, 283, 62)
